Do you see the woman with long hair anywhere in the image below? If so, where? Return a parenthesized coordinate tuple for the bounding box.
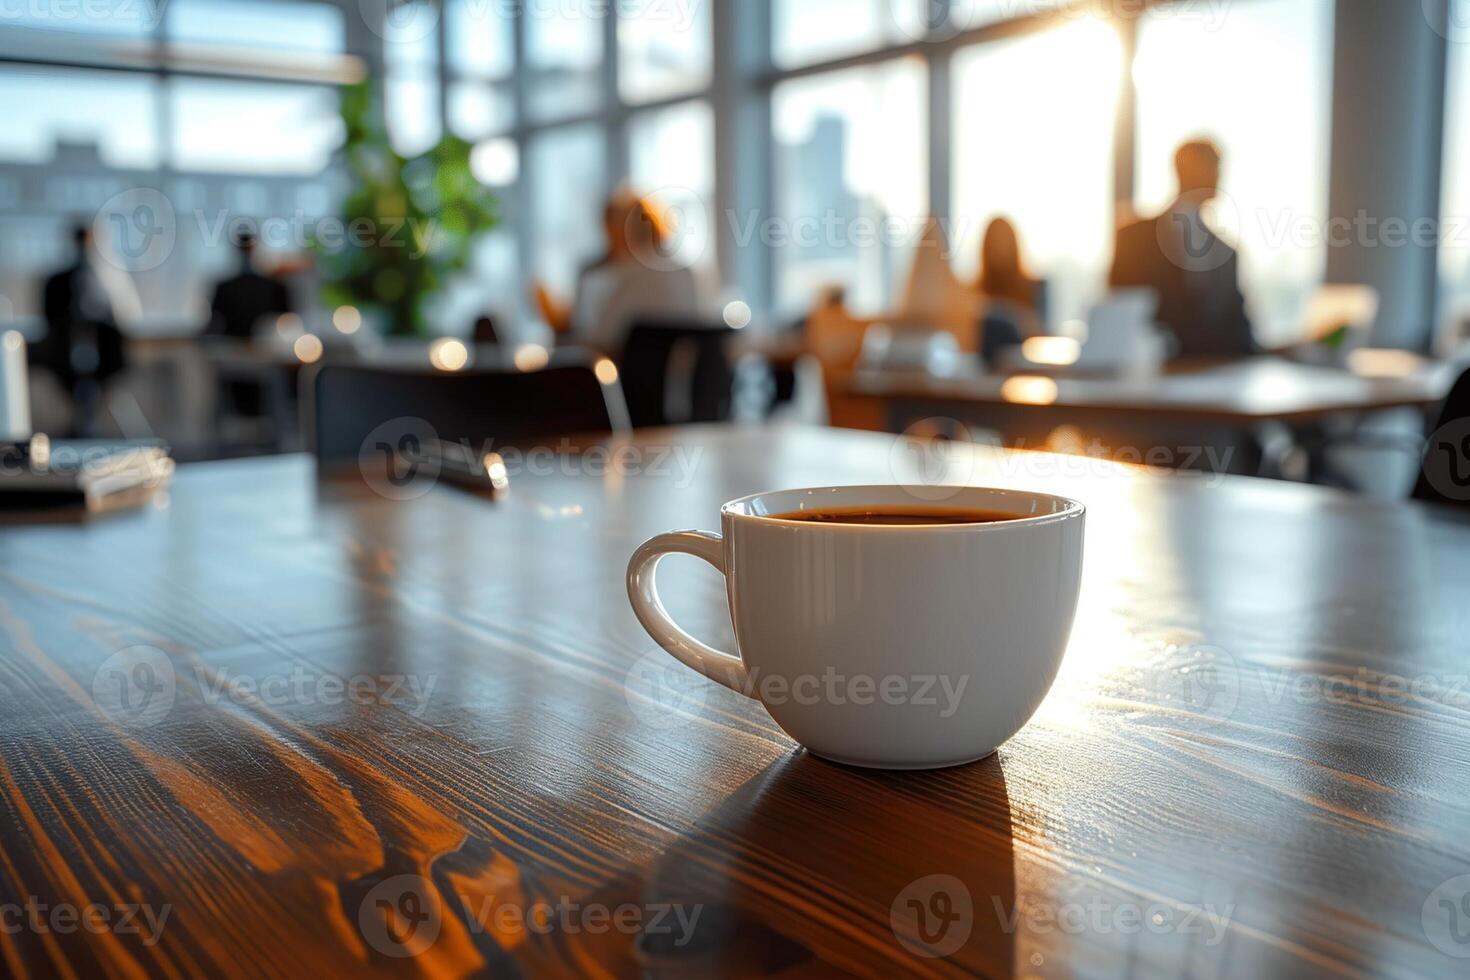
(976, 217, 1045, 352)
(977, 217, 1041, 315)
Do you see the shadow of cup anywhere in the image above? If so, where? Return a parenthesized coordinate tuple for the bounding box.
(626, 751, 1017, 975)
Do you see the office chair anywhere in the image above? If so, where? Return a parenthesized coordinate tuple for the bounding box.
(305, 354, 628, 466)
(619, 319, 736, 429)
(1412, 365, 1470, 508)
(979, 311, 1025, 366)
(975, 282, 1048, 368)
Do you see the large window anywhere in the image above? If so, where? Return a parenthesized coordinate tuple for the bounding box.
(170, 80, 342, 175)
(528, 125, 607, 297)
(629, 101, 716, 274)
(0, 0, 154, 37)
(1133, 0, 1335, 345)
(0, 1, 348, 327)
(525, 3, 604, 122)
(0, 0, 1351, 340)
(948, 0, 1019, 33)
(772, 0, 926, 68)
(166, 0, 344, 53)
(384, 0, 442, 157)
(0, 67, 161, 169)
(772, 59, 928, 315)
(950, 16, 1126, 326)
(618, 0, 712, 103)
(1440, 0, 1470, 340)
(446, 0, 516, 141)
(446, 0, 515, 77)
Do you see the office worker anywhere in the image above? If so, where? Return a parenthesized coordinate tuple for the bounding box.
(1110, 139, 1255, 359)
(39, 223, 136, 434)
(895, 216, 979, 349)
(206, 231, 293, 420)
(536, 192, 701, 355)
(976, 216, 1045, 338)
(536, 194, 636, 340)
(573, 195, 701, 354)
(207, 231, 293, 339)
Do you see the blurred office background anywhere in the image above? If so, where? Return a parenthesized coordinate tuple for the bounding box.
(1, 0, 1468, 473)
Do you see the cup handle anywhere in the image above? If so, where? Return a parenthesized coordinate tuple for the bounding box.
(626, 531, 753, 698)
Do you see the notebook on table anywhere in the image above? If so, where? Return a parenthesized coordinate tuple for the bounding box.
(0, 437, 174, 513)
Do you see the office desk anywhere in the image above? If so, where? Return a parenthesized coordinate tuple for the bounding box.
(2, 426, 1468, 977)
(848, 356, 1451, 427)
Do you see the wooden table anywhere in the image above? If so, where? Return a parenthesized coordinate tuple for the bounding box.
(848, 356, 1452, 427)
(2, 426, 1468, 978)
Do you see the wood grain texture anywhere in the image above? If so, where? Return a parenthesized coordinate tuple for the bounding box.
(1, 425, 1468, 978)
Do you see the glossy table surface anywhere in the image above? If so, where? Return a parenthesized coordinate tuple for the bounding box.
(2, 425, 1468, 978)
(848, 356, 1453, 424)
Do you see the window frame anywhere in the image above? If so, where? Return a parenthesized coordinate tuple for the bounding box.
(0, 0, 1345, 332)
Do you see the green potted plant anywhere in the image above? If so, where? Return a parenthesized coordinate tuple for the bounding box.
(315, 80, 498, 336)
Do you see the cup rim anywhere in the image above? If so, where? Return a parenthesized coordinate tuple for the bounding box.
(721, 485, 1086, 531)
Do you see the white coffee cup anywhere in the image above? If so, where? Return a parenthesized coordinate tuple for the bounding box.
(627, 485, 1085, 769)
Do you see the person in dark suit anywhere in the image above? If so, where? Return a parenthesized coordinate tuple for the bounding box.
(39, 223, 131, 435)
(207, 231, 293, 420)
(1110, 139, 1255, 359)
(207, 231, 292, 339)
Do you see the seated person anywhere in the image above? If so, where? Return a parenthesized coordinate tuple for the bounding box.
(1109, 139, 1255, 360)
(471, 315, 500, 346)
(207, 231, 293, 419)
(207, 231, 293, 339)
(805, 285, 867, 376)
(535, 194, 636, 339)
(536, 192, 702, 355)
(38, 223, 137, 435)
(893, 216, 979, 350)
(975, 216, 1045, 338)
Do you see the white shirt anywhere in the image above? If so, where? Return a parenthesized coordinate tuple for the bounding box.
(573, 262, 702, 353)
